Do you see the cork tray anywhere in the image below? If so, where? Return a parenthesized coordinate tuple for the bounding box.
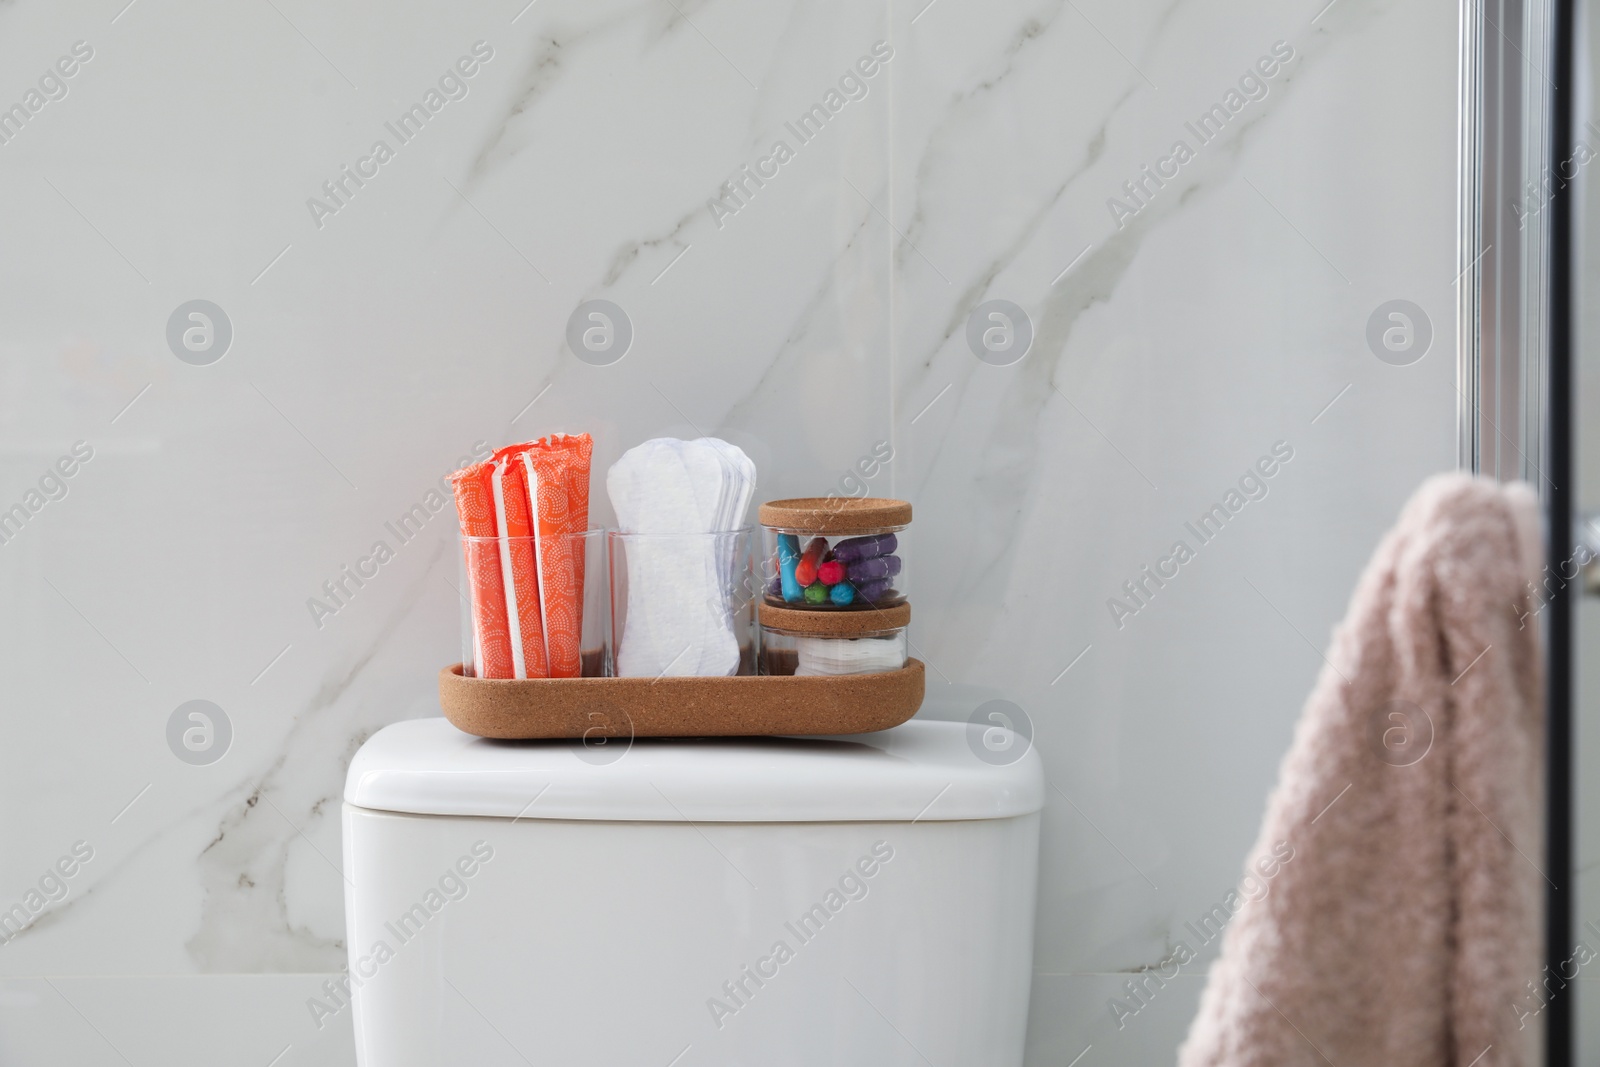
(438, 660, 925, 740)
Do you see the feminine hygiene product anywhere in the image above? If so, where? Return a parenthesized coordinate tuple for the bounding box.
(450, 433, 593, 679)
(607, 437, 756, 677)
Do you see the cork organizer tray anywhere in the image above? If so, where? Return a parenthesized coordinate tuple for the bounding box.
(438, 661, 927, 740)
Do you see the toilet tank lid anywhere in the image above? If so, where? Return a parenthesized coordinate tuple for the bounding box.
(344, 718, 1045, 822)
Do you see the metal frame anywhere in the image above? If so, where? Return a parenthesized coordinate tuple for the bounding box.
(1458, 0, 1554, 482)
(1544, 0, 1575, 1062)
(1458, 0, 1572, 1061)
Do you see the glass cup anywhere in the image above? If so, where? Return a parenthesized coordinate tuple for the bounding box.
(607, 528, 758, 677)
(459, 530, 608, 679)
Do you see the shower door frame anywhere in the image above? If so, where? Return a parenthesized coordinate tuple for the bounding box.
(1458, 0, 1574, 1062)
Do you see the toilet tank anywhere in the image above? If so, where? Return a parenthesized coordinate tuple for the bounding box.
(340, 718, 1045, 1067)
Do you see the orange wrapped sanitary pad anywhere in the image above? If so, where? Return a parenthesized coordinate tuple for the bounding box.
(492, 452, 550, 679)
(453, 433, 593, 679)
(449, 462, 514, 679)
(520, 435, 593, 678)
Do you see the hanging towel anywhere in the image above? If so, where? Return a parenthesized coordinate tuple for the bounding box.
(1179, 473, 1544, 1067)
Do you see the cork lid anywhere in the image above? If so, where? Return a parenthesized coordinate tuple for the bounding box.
(758, 497, 912, 534)
(761, 601, 910, 635)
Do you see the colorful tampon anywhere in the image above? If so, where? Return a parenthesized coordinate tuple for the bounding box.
(845, 554, 901, 582)
(852, 578, 891, 603)
(777, 533, 803, 602)
(795, 537, 828, 587)
(833, 532, 897, 564)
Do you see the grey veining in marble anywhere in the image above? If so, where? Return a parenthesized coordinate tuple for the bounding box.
(0, 0, 1464, 1062)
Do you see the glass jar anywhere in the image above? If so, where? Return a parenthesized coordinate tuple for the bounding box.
(758, 498, 910, 611)
(758, 602, 910, 676)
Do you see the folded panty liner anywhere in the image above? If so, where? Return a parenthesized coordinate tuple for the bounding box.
(606, 437, 756, 678)
(451, 433, 593, 680)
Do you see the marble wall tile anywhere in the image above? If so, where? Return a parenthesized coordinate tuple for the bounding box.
(889, 0, 1458, 1058)
(1, 0, 893, 975)
(0, 0, 1461, 1062)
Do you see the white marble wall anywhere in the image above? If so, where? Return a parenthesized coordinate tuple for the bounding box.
(895, 0, 1458, 1060)
(0, 0, 1459, 1063)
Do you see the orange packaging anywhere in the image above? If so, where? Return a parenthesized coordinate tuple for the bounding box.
(558, 433, 594, 594)
(450, 462, 514, 679)
(492, 452, 551, 679)
(455, 434, 593, 680)
(522, 436, 590, 678)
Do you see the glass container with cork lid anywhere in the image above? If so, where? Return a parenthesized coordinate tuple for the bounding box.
(759, 601, 910, 677)
(757, 497, 910, 612)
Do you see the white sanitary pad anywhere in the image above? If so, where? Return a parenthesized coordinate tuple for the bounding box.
(794, 632, 908, 676)
(607, 438, 756, 677)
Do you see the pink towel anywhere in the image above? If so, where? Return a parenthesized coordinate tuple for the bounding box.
(1179, 473, 1544, 1067)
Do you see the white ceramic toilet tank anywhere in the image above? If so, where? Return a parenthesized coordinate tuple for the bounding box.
(341, 719, 1045, 1066)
